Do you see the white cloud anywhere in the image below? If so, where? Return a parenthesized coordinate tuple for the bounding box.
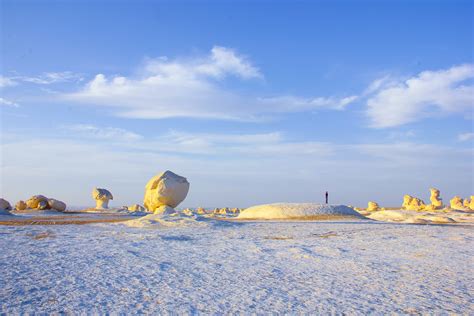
(63, 124, 143, 141)
(0, 97, 19, 107)
(0, 76, 17, 88)
(458, 132, 474, 142)
(366, 64, 474, 128)
(61, 46, 356, 121)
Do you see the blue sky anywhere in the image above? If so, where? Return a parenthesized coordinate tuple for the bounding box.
(1, 0, 473, 208)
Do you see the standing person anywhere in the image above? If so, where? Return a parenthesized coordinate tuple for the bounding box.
(325, 191, 329, 204)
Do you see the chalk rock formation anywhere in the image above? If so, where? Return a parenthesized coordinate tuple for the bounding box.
(92, 188, 113, 209)
(427, 188, 443, 210)
(182, 208, 194, 216)
(470, 196, 474, 211)
(143, 171, 190, 211)
(450, 196, 465, 210)
(0, 198, 12, 211)
(367, 201, 380, 212)
(129, 204, 146, 212)
(230, 208, 240, 214)
(196, 207, 206, 215)
(154, 205, 176, 215)
(26, 195, 49, 209)
(464, 198, 470, 208)
(15, 200, 27, 210)
(402, 195, 426, 211)
(48, 199, 67, 212)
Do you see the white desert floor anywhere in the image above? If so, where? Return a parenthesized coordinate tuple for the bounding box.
(0, 215, 473, 314)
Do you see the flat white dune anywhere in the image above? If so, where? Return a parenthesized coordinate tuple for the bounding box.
(237, 203, 364, 220)
(0, 219, 472, 314)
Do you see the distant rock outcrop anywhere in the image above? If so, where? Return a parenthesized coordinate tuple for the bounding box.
(128, 204, 146, 212)
(0, 198, 12, 213)
(367, 201, 380, 212)
(26, 195, 49, 209)
(402, 195, 426, 211)
(426, 188, 443, 210)
(48, 199, 67, 212)
(143, 170, 189, 213)
(449, 196, 466, 210)
(92, 188, 113, 209)
(15, 200, 27, 210)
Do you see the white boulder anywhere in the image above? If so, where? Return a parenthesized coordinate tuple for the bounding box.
(48, 199, 67, 212)
(92, 188, 113, 209)
(26, 195, 49, 209)
(143, 170, 189, 211)
(0, 198, 12, 214)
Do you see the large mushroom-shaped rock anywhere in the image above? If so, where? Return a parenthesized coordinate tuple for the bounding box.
(48, 199, 67, 212)
(15, 200, 27, 210)
(367, 201, 380, 212)
(26, 195, 50, 209)
(92, 188, 113, 209)
(143, 171, 189, 211)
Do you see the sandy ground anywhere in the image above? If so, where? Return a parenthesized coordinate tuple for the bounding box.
(0, 216, 473, 314)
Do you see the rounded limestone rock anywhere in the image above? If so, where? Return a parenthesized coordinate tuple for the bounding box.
(143, 170, 190, 211)
(26, 195, 49, 209)
(15, 200, 27, 210)
(0, 198, 12, 211)
(48, 199, 67, 212)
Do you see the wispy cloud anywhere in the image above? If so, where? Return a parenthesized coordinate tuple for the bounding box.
(2, 130, 472, 207)
(1, 71, 83, 86)
(457, 132, 474, 142)
(0, 97, 19, 107)
(60, 46, 357, 121)
(63, 124, 143, 141)
(366, 64, 474, 128)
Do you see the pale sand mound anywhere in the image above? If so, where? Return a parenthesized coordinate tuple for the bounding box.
(122, 213, 210, 228)
(237, 203, 365, 220)
(366, 209, 474, 224)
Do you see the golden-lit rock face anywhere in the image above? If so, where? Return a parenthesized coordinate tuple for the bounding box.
(144, 170, 189, 211)
(427, 188, 443, 210)
(367, 201, 380, 212)
(15, 200, 27, 210)
(450, 196, 465, 210)
(92, 188, 113, 209)
(402, 195, 426, 211)
(26, 195, 49, 209)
